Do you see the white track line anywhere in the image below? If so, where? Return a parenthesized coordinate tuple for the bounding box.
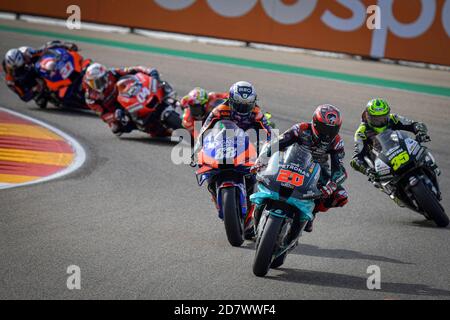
(0, 107, 86, 190)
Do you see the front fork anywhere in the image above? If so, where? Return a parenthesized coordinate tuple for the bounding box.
(401, 172, 441, 216)
(257, 208, 308, 259)
(211, 180, 248, 220)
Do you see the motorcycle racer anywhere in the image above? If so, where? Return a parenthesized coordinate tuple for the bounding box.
(180, 87, 228, 138)
(253, 104, 348, 234)
(350, 98, 433, 183)
(2, 40, 78, 107)
(193, 81, 274, 239)
(83, 62, 176, 136)
(195, 81, 273, 145)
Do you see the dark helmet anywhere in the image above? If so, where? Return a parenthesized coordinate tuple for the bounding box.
(311, 104, 342, 143)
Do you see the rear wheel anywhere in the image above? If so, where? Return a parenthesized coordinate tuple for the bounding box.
(253, 215, 283, 277)
(411, 180, 449, 227)
(221, 188, 244, 247)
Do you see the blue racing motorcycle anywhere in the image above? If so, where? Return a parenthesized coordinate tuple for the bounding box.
(195, 120, 258, 247)
(35, 47, 91, 109)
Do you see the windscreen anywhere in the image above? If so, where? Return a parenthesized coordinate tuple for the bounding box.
(260, 144, 313, 178)
(257, 143, 320, 200)
(373, 129, 402, 153)
(201, 120, 254, 165)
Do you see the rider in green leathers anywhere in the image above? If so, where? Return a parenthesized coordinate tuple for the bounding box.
(350, 98, 437, 187)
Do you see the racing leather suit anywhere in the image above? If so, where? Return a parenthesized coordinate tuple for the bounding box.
(195, 100, 274, 233)
(83, 66, 168, 135)
(181, 92, 228, 137)
(277, 122, 348, 212)
(350, 113, 429, 176)
(2, 41, 77, 105)
(251, 122, 348, 237)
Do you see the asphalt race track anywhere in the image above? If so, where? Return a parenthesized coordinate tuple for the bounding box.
(1, 20, 449, 300)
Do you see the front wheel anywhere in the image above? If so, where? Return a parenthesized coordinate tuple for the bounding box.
(221, 188, 244, 247)
(410, 179, 449, 227)
(253, 215, 284, 277)
(35, 99, 47, 109)
(270, 252, 287, 269)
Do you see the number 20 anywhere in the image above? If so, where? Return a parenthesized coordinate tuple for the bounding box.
(276, 169, 304, 187)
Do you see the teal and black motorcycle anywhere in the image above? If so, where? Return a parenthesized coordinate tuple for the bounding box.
(250, 144, 322, 277)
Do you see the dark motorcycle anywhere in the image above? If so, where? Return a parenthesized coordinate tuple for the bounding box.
(250, 144, 322, 277)
(365, 129, 448, 227)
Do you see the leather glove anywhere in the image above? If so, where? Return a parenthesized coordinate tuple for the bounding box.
(320, 181, 337, 198)
(250, 162, 267, 174)
(414, 123, 430, 142)
(416, 133, 431, 143)
(414, 122, 428, 135)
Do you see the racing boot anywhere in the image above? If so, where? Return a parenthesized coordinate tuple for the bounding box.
(304, 213, 316, 233)
(245, 203, 264, 241)
(390, 195, 406, 207)
(244, 204, 255, 240)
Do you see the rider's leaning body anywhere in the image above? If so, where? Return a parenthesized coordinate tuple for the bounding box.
(350, 99, 430, 178)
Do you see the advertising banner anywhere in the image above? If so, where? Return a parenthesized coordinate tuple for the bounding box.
(1, 0, 449, 65)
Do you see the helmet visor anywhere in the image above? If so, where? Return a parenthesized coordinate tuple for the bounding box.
(88, 75, 108, 92)
(11, 66, 27, 78)
(231, 101, 254, 115)
(368, 114, 389, 128)
(313, 121, 340, 142)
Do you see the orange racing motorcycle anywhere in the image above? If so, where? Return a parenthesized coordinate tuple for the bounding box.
(194, 120, 258, 247)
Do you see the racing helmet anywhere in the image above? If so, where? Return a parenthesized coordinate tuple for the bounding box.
(366, 98, 390, 133)
(187, 87, 209, 120)
(84, 63, 109, 93)
(228, 81, 257, 116)
(4, 49, 25, 71)
(311, 104, 342, 143)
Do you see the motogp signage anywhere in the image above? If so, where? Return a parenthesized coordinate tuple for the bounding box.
(151, 0, 450, 65)
(1, 0, 449, 65)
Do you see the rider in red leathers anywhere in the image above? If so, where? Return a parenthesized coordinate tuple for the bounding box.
(83, 63, 175, 135)
(180, 87, 228, 138)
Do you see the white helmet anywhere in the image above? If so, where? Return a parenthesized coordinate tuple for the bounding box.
(228, 81, 257, 115)
(4, 49, 25, 69)
(84, 63, 109, 92)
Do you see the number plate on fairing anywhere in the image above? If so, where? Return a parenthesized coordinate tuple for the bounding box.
(391, 151, 410, 171)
